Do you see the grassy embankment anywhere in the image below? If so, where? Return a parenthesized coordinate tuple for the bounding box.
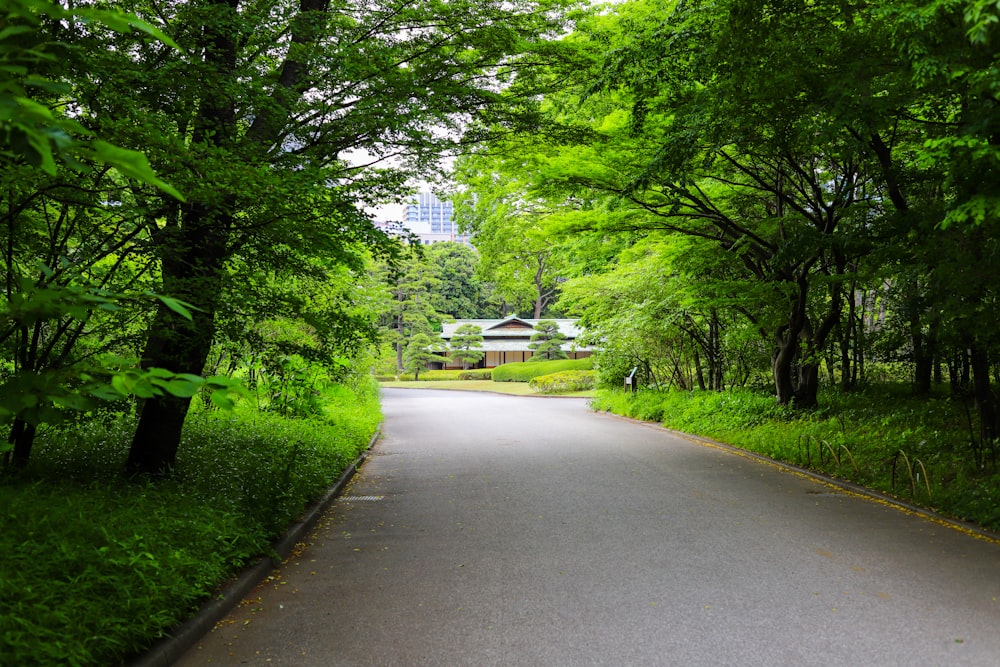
(593, 385, 1000, 531)
(0, 380, 381, 667)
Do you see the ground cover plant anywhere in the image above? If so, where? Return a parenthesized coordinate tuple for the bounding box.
(491, 357, 594, 382)
(592, 385, 1000, 531)
(529, 370, 596, 394)
(0, 381, 381, 667)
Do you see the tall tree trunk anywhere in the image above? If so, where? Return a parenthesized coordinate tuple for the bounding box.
(709, 308, 724, 390)
(694, 347, 706, 391)
(126, 206, 231, 476)
(773, 274, 811, 406)
(910, 279, 933, 395)
(796, 364, 821, 409)
(971, 344, 998, 447)
(794, 255, 845, 408)
(772, 329, 798, 406)
(6, 418, 36, 469)
(840, 278, 856, 390)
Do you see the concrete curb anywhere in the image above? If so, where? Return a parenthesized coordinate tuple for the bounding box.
(128, 427, 381, 667)
(600, 408, 1000, 546)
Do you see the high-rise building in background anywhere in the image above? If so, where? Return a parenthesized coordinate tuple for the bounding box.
(373, 191, 471, 246)
(407, 192, 453, 235)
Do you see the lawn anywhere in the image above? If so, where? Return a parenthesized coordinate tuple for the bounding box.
(379, 379, 595, 397)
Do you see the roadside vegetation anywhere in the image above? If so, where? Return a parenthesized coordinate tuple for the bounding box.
(593, 385, 1000, 531)
(1, 380, 380, 667)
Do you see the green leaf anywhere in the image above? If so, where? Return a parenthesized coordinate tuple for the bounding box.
(91, 141, 185, 201)
(154, 294, 195, 319)
(72, 9, 181, 50)
(209, 390, 236, 411)
(160, 381, 199, 398)
(110, 375, 131, 396)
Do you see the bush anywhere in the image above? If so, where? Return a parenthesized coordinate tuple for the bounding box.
(1, 379, 382, 666)
(492, 357, 594, 382)
(379, 369, 481, 382)
(458, 369, 492, 380)
(529, 370, 596, 394)
(417, 369, 465, 381)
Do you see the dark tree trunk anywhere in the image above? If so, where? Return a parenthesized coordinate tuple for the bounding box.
(911, 291, 933, 395)
(709, 308, 724, 390)
(840, 279, 857, 390)
(795, 363, 821, 409)
(694, 347, 706, 391)
(971, 345, 998, 446)
(6, 418, 37, 469)
(773, 273, 814, 407)
(772, 330, 798, 406)
(126, 206, 231, 476)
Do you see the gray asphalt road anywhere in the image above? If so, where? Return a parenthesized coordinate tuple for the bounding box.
(177, 388, 1000, 666)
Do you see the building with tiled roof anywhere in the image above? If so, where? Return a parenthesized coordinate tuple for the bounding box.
(438, 317, 592, 369)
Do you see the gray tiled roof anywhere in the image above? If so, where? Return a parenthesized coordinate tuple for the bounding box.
(440, 317, 592, 352)
(440, 317, 584, 339)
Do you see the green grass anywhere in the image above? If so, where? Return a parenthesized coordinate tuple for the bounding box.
(0, 379, 381, 667)
(592, 385, 1000, 530)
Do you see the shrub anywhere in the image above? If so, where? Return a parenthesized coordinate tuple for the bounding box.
(529, 370, 596, 394)
(458, 369, 492, 380)
(492, 357, 594, 382)
(2, 379, 382, 666)
(417, 369, 466, 381)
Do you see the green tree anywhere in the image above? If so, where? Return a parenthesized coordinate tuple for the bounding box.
(64, 0, 576, 476)
(453, 163, 577, 318)
(449, 324, 485, 369)
(403, 332, 448, 380)
(425, 242, 499, 318)
(375, 249, 446, 371)
(529, 319, 568, 360)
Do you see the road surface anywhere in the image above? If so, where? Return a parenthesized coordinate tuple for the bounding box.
(177, 388, 1000, 666)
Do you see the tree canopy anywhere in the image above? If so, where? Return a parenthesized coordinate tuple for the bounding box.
(454, 0, 1000, 448)
(1, 0, 578, 474)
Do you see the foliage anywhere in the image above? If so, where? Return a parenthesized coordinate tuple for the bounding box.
(386, 369, 467, 381)
(1, 0, 579, 475)
(0, 0, 181, 194)
(491, 356, 593, 382)
(528, 319, 569, 360)
(529, 369, 595, 393)
(0, 379, 380, 666)
(425, 243, 499, 319)
(451, 0, 1000, 491)
(459, 369, 494, 380)
(402, 332, 449, 381)
(449, 323, 485, 369)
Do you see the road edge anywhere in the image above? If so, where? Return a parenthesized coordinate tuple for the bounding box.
(128, 426, 382, 667)
(599, 409, 1000, 547)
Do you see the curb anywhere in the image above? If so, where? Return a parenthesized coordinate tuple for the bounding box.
(601, 409, 1000, 546)
(128, 427, 381, 667)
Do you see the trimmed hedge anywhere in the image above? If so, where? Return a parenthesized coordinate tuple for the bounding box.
(458, 369, 492, 380)
(492, 357, 594, 382)
(377, 368, 492, 382)
(529, 370, 596, 394)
